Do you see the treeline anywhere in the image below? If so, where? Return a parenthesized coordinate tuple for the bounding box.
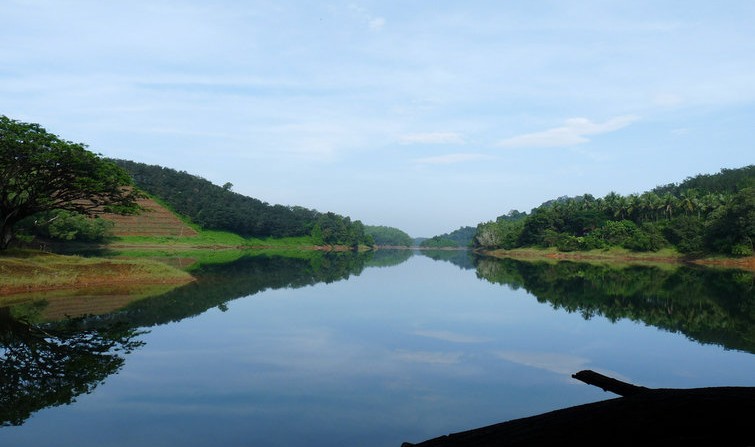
(474, 165, 754, 256)
(420, 226, 476, 248)
(112, 160, 373, 247)
(364, 225, 413, 247)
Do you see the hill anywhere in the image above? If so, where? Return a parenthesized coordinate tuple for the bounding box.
(364, 225, 413, 247)
(102, 195, 198, 237)
(110, 159, 373, 247)
(473, 165, 754, 257)
(421, 226, 476, 248)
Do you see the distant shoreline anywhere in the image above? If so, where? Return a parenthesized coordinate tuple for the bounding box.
(477, 247, 755, 272)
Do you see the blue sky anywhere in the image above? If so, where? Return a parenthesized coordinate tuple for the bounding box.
(2, 1, 753, 237)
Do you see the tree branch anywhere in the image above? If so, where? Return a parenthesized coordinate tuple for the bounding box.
(571, 370, 650, 397)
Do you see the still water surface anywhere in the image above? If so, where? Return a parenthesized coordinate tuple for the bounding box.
(1, 250, 753, 446)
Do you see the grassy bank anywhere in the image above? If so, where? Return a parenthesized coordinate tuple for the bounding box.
(107, 231, 370, 251)
(477, 246, 755, 271)
(0, 249, 194, 295)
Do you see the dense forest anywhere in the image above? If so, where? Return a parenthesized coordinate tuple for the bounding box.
(419, 226, 476, 248)
(474, 165, 754, 256)
(112, 160, 373, 247)
(364, 225, 413, 247)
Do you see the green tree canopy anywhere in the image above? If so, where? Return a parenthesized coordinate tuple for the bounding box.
(472, 166, 754, 256)
(364, 225, 413, 247)
(0, 116, 139, 249)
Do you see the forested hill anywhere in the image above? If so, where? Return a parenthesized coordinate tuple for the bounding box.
(364, 225, 413, 247)
(420, 226, 476, 248)
(474, 165, 754, 257)
(111, 159, 373, 246)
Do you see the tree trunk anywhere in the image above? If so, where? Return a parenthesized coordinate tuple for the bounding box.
(0, 222, 13, 250)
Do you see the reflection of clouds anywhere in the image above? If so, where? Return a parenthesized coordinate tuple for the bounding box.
(395, 350, 462, 365)
(414, 329, 491, 344)
(495, 350, 590, 375)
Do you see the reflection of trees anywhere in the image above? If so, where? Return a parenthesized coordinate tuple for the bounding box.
(0, 251, 386, 427)
(419, 249, 476, 270)
(475, 258, 755, 353)
(365, 249, 413, 268)
(0, 307, 144, 426)
(112, 251, 379, 328)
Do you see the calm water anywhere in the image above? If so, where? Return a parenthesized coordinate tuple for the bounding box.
(1, 250, 754, 446)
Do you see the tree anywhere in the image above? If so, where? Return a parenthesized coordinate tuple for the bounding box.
(0, 116, 139, 249)
(704, 187, 755, 255)
(364, 225, 413, 247)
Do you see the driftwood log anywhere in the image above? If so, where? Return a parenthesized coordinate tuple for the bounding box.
(401, 370, 755, 447)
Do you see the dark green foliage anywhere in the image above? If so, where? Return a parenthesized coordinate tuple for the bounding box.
(18, 210, 115, 242)
(420, 235, 459, 248)
(660, 216, 705, 253)
(0, 116, 139, 249)
(112, 159, 373, 247)
(364, 225, 413, 247)
(442, 226, 477, 246)
(474, 211, 527, 249)
(653, 165, 755, 196)
(473, 165, 754, 255)
(421, 226, 477, 248)
(311, 212, 373, 247)
(703, 187, 755, 255)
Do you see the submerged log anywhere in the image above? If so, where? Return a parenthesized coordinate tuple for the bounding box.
(401, 370, 755, 447)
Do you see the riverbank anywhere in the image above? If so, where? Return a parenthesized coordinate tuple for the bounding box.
(0, 237, 373, 296)
(477, 247, 755, 272)
(0, 249, 195, 295)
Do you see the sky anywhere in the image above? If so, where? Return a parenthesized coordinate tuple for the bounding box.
(2, 1, 753, 237)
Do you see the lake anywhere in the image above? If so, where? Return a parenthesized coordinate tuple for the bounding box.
(1, 250, 753, 446)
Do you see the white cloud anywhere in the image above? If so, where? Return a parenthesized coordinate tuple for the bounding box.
(399, 132, 465, 145)
(414, 153, 493, 165)
(497, 115, 639, 149)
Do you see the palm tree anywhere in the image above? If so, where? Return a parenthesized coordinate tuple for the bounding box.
(641, 192, 662, 222)
(679, 189, 699, 217)
(660, 193, 678, 220)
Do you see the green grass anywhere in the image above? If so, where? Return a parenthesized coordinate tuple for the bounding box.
(109, 230, 317, 248)
(481, 246, 687, 270)
(0, 249, 193, 293)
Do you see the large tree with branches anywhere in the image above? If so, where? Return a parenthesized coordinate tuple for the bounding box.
(0, 115, 140, 249)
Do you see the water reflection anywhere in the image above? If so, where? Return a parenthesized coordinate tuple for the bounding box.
(365, 248, 413, 268)
(0, 307, 144, 426)
(0, 250, 409, 427)
(418, 249, 476, 270)
(474, 257, 755, 354)
(3, 248, 752, 437)
(115, 250, 397, 327)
